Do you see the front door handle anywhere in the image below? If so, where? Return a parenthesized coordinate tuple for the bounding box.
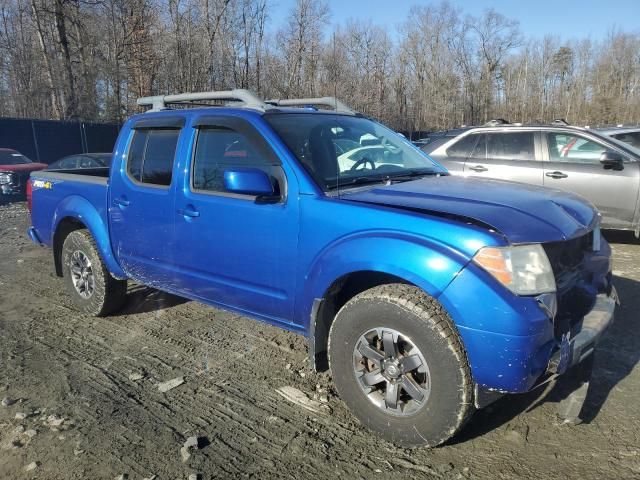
(546, 171, 568, 179)
(113, 197, 130, 207)
(177, 207, 200, 218)
(469, 165, 488, 172)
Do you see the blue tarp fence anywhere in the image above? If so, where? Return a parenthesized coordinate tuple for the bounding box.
(0, 117, 120, 165)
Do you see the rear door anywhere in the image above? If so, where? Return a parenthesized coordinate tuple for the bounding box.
(463, 130, 544, 185)
(109, 117, 184, 286)
(543, 131, 640, 228)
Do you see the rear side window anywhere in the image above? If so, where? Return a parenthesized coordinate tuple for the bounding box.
(446, 134, 478, 158)
(486, 132, 535, 160)
(127, 129, 179, 186)
(193, 127, 274, 193)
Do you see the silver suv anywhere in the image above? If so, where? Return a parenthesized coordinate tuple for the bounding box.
(425, 124, 640, 234)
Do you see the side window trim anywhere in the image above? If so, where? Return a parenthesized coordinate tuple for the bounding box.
(125, 127, 181, 189)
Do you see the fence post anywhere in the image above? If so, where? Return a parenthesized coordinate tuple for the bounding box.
(30, 120, 41, 163)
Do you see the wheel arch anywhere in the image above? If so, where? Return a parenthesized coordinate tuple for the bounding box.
(302, 234, 470, 371)
(51, 195, 126, 279)
(53, 216, 86, 277)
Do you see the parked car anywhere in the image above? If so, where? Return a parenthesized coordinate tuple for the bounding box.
(425, 122, 640, 233)
(597, 127, 640, 149)
(27, 90, 616, 447)
(47, 153, 112, 170)
(0, 148, 47, 196)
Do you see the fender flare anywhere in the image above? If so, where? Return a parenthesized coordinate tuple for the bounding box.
(51, 195, 126, 279)
(300, 231, 472, 371)
(301, 230, 471, 321)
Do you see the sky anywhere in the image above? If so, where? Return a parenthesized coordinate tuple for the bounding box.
(269, 0, 640, 42)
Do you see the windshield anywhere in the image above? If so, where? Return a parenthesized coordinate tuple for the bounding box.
(606, 133, 640, 157)
(0, 150, 32, 165)
(265, 113, 445, 190)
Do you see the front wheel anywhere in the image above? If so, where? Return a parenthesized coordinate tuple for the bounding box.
(328, 284, 474, 447)
(61, 230, 127, 316)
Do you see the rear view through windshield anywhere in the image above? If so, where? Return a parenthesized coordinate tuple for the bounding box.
(266, 113, 444, 190)
(0, 150, 32, 165)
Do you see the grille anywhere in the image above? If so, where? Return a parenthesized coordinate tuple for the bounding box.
(543, 232, 595, 339)
(543, 233, 592, 282)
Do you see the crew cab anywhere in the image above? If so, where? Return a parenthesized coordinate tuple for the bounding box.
(27, 90, 617, 447)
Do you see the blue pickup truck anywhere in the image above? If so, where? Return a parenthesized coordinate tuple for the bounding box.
(27, 90, 617, 447)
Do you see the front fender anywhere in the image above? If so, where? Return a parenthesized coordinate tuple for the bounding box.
(300, 231, 470, 329)
(52, 195, 126, 279)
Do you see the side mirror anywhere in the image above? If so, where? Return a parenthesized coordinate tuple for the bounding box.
(223, 167, 277, 199)
(600, 151, 624, 171)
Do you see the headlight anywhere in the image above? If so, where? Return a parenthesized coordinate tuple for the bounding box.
(473, 244, 556, 295)
(0, 172, 12, 185)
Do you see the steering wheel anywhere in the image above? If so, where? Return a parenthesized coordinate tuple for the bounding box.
(350, 157, 376, 171)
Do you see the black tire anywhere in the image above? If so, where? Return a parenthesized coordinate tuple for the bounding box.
(61, 229, 127, 316)
(328, 284, 473, 447)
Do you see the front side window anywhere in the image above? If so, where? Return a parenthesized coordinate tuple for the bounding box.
(127, 129, 179, 186)
(192, 127, 274, 193)
(547, 133, 607, 164)
(265, 113, 444, 190)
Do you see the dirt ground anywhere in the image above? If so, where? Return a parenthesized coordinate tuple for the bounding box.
(0, 201, 639, 480)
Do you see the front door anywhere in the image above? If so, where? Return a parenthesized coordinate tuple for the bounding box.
(109, 122, 183, 286)
(463, 131, 544, 185)
(543, 131, 640, 228)
(173, 115, 299, 324)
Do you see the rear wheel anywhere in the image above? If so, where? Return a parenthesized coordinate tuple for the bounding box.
(61, 230, 127, 316)
(328, 284, 473, 447)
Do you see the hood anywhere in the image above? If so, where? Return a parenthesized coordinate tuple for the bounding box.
(0, 163, 47, 173)
(341, 176, 598, 243)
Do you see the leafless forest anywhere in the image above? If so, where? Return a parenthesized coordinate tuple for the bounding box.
(1, 0, 639, 131)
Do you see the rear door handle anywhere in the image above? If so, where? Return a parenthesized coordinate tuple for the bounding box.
(177, 207, 200, 218)
(469, 165, 488, 172)
(546, 171, 568, 179)
(113, 197, 130, 207)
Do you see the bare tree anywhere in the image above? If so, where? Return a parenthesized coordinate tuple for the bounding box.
(0, 0, 638, 130)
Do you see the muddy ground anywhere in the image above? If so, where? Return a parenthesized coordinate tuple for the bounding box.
(0, 201, 638, 480)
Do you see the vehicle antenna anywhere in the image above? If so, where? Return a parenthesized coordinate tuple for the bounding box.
(333, 31, 340, 196)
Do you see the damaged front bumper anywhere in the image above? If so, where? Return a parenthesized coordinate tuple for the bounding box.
(474, 288, 618, 408)
(547, 288, 618, 375)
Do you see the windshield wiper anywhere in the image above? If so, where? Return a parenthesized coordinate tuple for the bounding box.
(325, 175, 388, 190)
(384, 169, 442, 181)
(325, 169, 443, 190)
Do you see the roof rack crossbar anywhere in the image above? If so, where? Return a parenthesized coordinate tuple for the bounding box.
(483, 118, 510, 127)
(265, 97, 356, 114)
(137, 89, 267, 112)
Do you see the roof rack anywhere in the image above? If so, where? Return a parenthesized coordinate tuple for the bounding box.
(551, 118, 569, 126)
(137, 89, 267, 112)
(265, 96, 356, 114)
(483, 118, 510, 127)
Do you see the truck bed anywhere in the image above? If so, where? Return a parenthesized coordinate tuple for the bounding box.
(30, 168, 110, 248)
(40, 166, 110, 178)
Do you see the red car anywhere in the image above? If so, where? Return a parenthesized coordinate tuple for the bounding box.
(0, 149, 47, 196)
